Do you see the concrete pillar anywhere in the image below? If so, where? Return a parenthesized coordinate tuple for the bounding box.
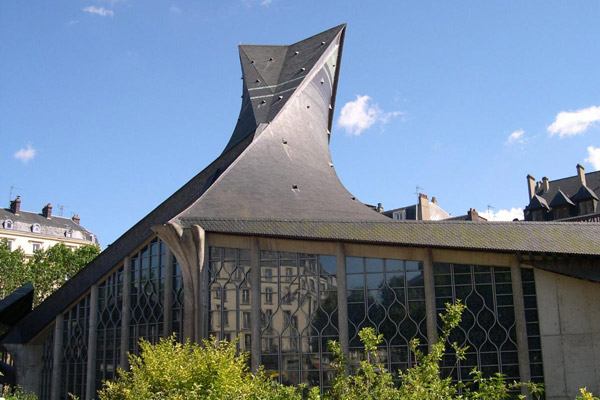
(85, 284, 99, 400)
(120, 256, 131, 369)
(164, 248, 174, 338)
(423, 248, 438, 351)
(51, 313, 64, 400)
(4, 343, 43, 396)
(336, 242, 349, 355)
(510, 257, 531, 398)
(250, 236, 262, 372)
(199, 239, 210, 340)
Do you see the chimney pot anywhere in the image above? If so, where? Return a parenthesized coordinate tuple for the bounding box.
(376, 203, 384, 213)
(527, 174, 536, 200)
(42, 203, 53, 219)
(542, 177, 549, 192)
(10, 196, 21, 214)
(72, 214, 80, 225)
(418, 193, 428, 200)
(431, 196, 438, 205)
(577, 164, 586, 186)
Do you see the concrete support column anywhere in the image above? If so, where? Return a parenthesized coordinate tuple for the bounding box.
(120, 256, 131, 369)
(510, 257, 531, 398)
(85, 284, 99, 400)
(4, 343, 43, 397)
(51, 314, 64, 400)
(164, 248, 174, 338)
(336, 242, 349, 356)
(423, 248, 438, 351)
(153, 223, 205, 343)
(199, 239, 209, 341)
(250, 236, 262, 372)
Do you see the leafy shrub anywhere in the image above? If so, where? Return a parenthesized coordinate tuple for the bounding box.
(0, 385, 38, 400)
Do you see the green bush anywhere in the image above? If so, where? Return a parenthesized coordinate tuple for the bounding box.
(98, 336, 308, 400)
(0, 385, 38, 400)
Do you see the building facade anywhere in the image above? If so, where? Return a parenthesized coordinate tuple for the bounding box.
(0, 197, 99, 256)
(2, 26, 600, 400)
(524, 164, 600, 222)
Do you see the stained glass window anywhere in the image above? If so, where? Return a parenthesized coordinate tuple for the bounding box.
(39, 329, 54, 400)
(61, 295, 90, 400)
(521, 268, 544, 385)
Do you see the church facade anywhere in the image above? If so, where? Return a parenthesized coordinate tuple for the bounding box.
(2, 25, 600, 400)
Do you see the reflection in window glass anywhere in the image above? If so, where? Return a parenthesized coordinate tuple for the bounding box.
(521, 268, 544, 385)
(260, 251, 338, 391)
(61, 295, 90, 400)
(208, 247, 251, 352)
(346, 257, 427, 380)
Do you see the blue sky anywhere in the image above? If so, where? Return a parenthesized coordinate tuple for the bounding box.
(2, 1, 600, 246)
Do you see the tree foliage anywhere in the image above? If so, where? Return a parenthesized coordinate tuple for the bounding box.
(0, 239, 100, 307)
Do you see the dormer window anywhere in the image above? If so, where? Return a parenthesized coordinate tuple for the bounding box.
(554, 206, 570, 220)
(65, 229, 73, 238)
(579, 200, 595, 215)
(32, 223, 41, 233)
(4, 219, 14, 229)
(532, 209, 545, 221)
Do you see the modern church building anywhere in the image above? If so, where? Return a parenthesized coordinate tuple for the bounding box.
(2, 25, 600, 400)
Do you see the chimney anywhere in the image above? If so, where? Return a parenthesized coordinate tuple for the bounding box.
(376, 203, 384, 213)
(431, 196, 438, 205)
(72, 214, 80, 225)
(42, 203, 53, 219)
(527, 175, 536, 200)
(418, 193, 430, 220)
(577, 164, 586, 186)
(542, 177, 549, 193)
(468, 208, 481, 221)
(10, 196, 21, 214)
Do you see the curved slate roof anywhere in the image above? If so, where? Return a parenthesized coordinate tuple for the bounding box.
(174, 23, 388, 223)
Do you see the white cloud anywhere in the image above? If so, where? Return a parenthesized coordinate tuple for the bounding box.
(506, 129, 525, 145)
(260, 0, 273, 5)
(585, 146, 600, 170)
(337, 95, 402, 136)
(478, 207, 524, 221)
(14, 145, 36, 164)
(169, 5, 181, 15)
(83, 6, 115, 17)
(548, 105, 600, 138)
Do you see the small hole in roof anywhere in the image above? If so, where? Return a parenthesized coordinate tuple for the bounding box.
(301, 67, 305, 71)
(351, 196, 356, 200)
(321, 41, 326, 45)
(282, 138, 288, 144)
(278, 95, 283, 100)
(329, 104, 333, 110)
(306, 105, 310, 109)
(320, 78, 324, 84)
(292, 185, 298, 190)
(255, 79, 260, 83)
(329, 162, 334, 167)
(269, 57, 274, 61)
(261, 100, 266, 104)
(250, 60, 255, 64)
(294, 51, 299, 55)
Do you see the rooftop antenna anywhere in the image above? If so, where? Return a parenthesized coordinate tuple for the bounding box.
(414, 185, 424, 196)
(56, 204, 70, 217)
(487, 204, 494, 220)
(9, 185, 22, 202)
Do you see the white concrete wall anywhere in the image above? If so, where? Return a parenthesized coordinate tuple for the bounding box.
(535, 269, 600, 399)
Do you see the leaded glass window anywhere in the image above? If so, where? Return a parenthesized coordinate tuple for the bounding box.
(129, 238, 166, 355)
(521, 268, 544, 385)
(96, 267, 123, 390)
(172, 256, 184, 341)
(346, 257, 427, 379)
(260, 251, 338, 390)
(208, 247, 251, 348)
(39, 329, 54, 400)
(61, 295, 90, 400)
(433, 263, 519, 383)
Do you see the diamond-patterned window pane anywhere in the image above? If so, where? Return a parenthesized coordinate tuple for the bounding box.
(96, 266, 123, 391)
(61, 295, 90, 400)
(346, 257, 427, 381)
(172, 257, 184, 341)
(129, 238, 166, 355)
(209, 247, 251, 351)
(260, 252, 338, 390)
(434, 263, 520, 384)
(39, 328, 54, 400)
